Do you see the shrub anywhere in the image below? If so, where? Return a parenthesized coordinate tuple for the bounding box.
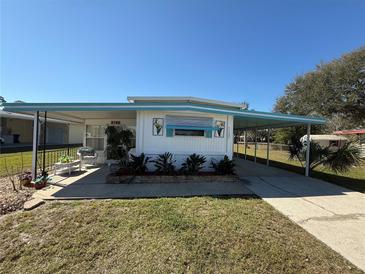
(289, 139, 362, 174)
(180, 153, 206, 175)
(116, 159, 130, 175)
(210, 155, 235, 175)
(105, 126, 133, 160)
(18, 170, 32, 181)
(59, 155, 73, 163)
(129, 153, 151, 175)
(152, 152, 176, 175)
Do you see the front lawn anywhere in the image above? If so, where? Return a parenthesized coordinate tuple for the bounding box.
(0, 198, 360, 273)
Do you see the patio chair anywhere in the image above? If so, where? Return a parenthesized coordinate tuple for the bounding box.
(77, 147, 98, 168)
(128, 147, 136, 160)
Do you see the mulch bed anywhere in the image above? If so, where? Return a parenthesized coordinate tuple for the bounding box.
(0, 177, 35, 216)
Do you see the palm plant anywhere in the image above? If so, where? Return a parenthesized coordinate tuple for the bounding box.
(180, 153, 206, 175)
(129, 153, 151, 175)
(152, 152, 176, 175)
(288, 139, 361, 174)
(322, 142, 362, 173)
(105, 126, 133, 160)
(210, 155, 235, 175)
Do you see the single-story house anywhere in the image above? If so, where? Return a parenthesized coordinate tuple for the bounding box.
(1, 96, 326, 177)
(0, 110, 83, 150)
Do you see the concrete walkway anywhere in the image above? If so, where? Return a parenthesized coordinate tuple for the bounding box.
(235, 158, 365, 271)
(33, 167, 253, 200)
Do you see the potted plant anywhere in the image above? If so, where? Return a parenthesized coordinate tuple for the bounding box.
(33, 171, 51, 189)
(59, 154, 73, 163)
(18, 170, 33, 187)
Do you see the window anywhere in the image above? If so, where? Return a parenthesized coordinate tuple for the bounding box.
(165, 115, 214, 138)
(175, 129, 205, 136)
(85, 125, 105, 151)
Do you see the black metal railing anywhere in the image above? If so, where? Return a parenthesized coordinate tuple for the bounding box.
(36, 146, 80, 173)
(0, 144, 82, 177)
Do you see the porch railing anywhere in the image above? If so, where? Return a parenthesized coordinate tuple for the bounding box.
(0, 144, 82, 177)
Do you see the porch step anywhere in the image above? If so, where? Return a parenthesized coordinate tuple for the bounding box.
(24, 198, 45, 211)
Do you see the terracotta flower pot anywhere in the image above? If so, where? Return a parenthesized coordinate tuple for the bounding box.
(34, 180, 47, 190)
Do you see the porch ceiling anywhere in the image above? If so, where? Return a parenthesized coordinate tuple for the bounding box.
(51, 110, 137, 120)
(9, 110, 137, 124)
(233, 116, 307, 130)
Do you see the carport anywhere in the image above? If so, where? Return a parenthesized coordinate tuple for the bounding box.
(233, 111, 326, 176)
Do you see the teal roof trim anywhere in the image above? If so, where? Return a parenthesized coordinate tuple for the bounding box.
(2, 102, 326, 125)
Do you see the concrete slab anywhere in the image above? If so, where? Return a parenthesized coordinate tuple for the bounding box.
(235, 159, 365, 271)
(33, 167, 254, 200)
(23, 198, 44, 211)
(234, 158, 299, 177)
(45, 181, 253, 199)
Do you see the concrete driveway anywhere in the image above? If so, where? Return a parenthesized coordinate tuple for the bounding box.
(235, 158, 365, 271)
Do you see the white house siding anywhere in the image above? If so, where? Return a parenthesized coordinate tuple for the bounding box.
(136, 110, 234, 169)
(1, 118, 33, 143)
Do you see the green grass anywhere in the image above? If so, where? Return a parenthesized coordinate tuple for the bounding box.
(0, 151, 33, 177)
(0, 198, 360, 273)
(0, 148, 79, 177)
(234, 144, 365, 192)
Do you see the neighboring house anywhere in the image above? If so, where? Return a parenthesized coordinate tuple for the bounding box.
(0, 110, 83, 149)
(334, 129, 365, 158)
(300, 134, 348, 150)
(2, 96, 326, 175)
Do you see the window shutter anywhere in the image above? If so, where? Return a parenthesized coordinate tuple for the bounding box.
(166, 128, 173, 137)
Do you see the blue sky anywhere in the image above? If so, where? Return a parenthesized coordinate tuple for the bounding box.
(1, 0, 364, 111)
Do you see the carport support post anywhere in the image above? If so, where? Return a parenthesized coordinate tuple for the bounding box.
(32, 111, 40, 180)
(305, 124, 311, 177)
(266, 128, 270, 166)
(235, 130, 239, 157)
(254, 129, 257, 163)
(42, 111, 47, 175)
(244, 131, 247, 159)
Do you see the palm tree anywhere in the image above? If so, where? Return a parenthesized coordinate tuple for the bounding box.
(288, 138, 362, 174)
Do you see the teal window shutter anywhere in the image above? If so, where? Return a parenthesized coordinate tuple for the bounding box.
(166, 128, 173, 137)
(205, 130, 212, 138)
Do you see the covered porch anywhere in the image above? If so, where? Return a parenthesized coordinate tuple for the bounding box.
(23, 109, 137, 179)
